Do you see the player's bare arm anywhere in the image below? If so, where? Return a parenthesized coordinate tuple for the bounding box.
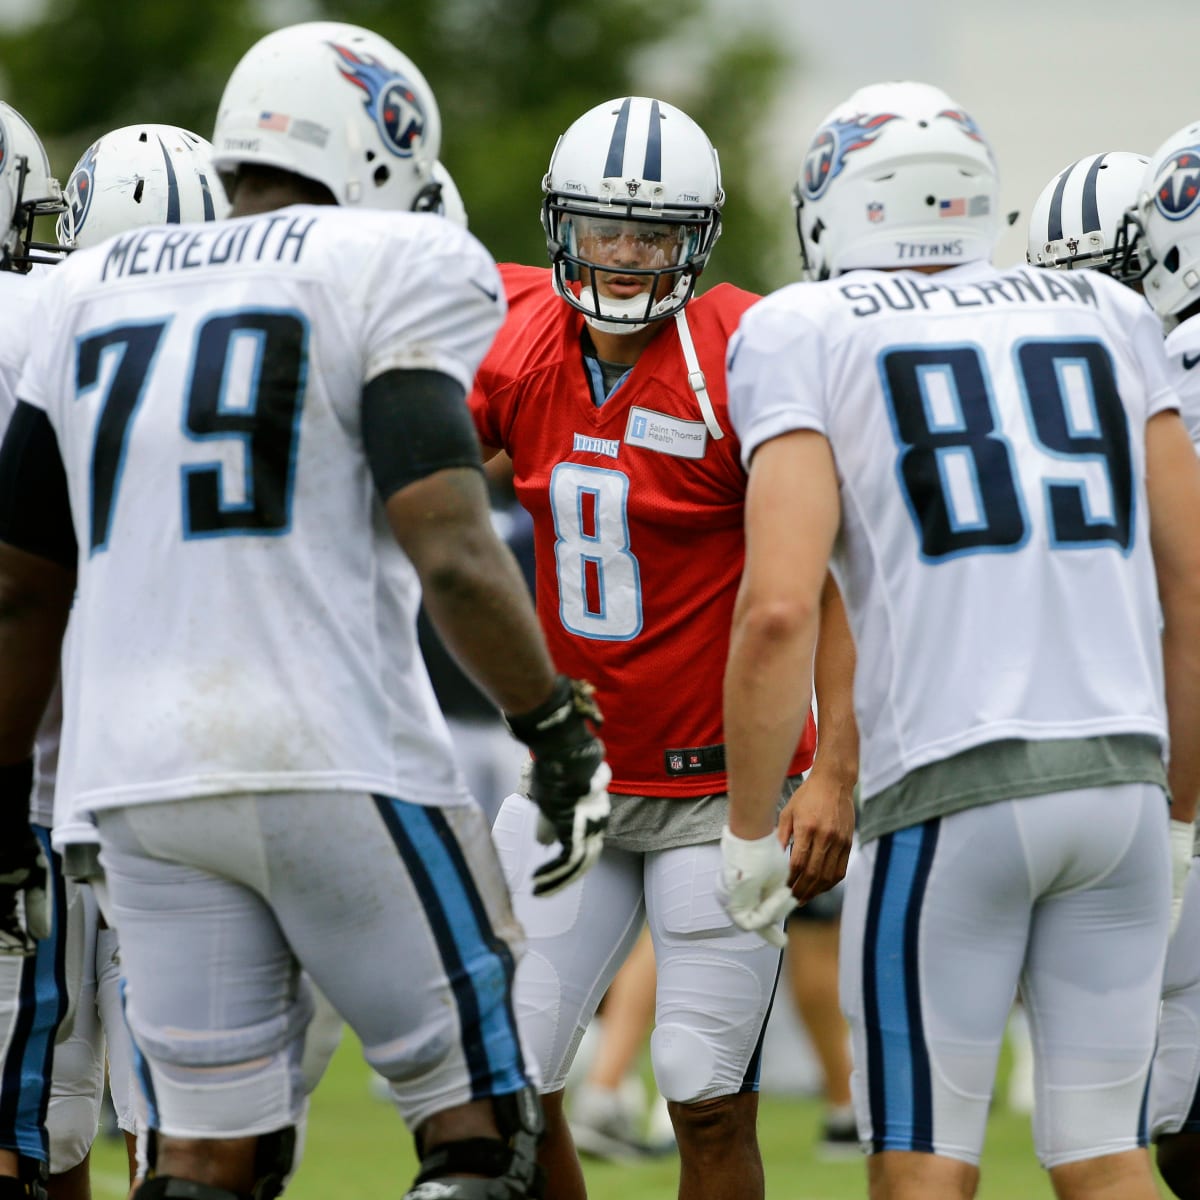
(724, 429, 841, 839)
(0, 543, 72, 764)
(1146, 407, 1200, 828)
(0, 398, 77, 765)
(780, 574, 857, 904)
(388, 463, 557, 714)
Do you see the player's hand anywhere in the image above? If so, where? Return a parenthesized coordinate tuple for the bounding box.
(718, 826, 796, 948)
(0, 826, 50, 956)
(1170, 819, 1193, 937)
(507, 676, 611, 897)
(778, 773, 855, 905)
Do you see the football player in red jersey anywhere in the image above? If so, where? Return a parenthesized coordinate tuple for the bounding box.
(471, 96, 858, 1200)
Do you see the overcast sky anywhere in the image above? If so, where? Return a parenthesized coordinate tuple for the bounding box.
(709, 0, 1200, 265)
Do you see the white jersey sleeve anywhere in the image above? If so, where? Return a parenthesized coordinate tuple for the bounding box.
(727, 292, 828, 464)
(728, 261, 1170, 801)
(17, 206, 503, 820)
(0, 271, 42, 423)
(358, 219, 505, 391)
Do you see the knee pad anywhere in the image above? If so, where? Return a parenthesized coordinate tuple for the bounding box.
(650, 1023, 717, 1104)
(406, 1086, 545, 1200)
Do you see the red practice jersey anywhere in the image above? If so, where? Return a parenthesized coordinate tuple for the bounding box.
(471, 264, 817, 796)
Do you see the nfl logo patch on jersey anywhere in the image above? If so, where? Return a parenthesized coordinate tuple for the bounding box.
(668, 753, 684, 771)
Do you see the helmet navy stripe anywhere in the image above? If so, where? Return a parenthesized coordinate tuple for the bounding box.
(643, 100, 663, 181)
(603, 98, 632, 179)
(1046, 158, 1081, 243)
(198, 172, 216, 222)
(156, 136, 180, 224)
(1080, 153, 1106, 234)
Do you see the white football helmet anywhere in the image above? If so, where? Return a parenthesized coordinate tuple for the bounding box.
(212, 21, 441, 213)
(0, 101, 66, 272)
(1118, 120, 1200, 319)
(793, 81, 1000, 279)
(56, 125, 230, 250)
(432, 161, 467, 228)
(541, 96, 724, 332)
(1025, 152, 1148, 275)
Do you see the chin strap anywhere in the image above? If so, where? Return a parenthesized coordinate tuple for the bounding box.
(673, 308, 723, 440)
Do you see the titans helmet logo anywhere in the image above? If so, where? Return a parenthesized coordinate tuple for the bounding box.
(801, 113, 899, 201)
(66, 139, 100, 238)
(1152, 147, 1200, 222)
(937, 108, 986, 143)
(330, 43, 427, 158)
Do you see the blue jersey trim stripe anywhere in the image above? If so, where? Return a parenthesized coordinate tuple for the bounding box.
(374, 797, 527, 1099)
(862, 833, 891, 1146)
(415, 804, 528, 1091)
(863, 822, 939, 1154)
(643, 100, 663, 181)
(0, 831, 69, 1161)
(120, 977, 161, 1131)
(157, 135, 181, 224)
(603, 99, 633, 180)
(903, 822, 938, 1153)
(1080, 154, 1105, 235)
(739, 949, 783, 1093)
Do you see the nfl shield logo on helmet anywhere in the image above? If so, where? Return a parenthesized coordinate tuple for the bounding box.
(330, 42, 427, 158)
(1153, 147, 1200, 222)
(867, 201, 885, 223)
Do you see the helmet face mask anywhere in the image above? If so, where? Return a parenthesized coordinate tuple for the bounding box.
(56, 125, 231, 251)
(0, 101, 66, 272)
(541, 97, 723, 333)
(212, 21, 441, 214)
(1025, 152, 1149, 278)
(792, 82, 1001, 280)
(1128, 123, 1200, 319)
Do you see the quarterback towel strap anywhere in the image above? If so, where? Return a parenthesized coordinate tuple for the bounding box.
(674, 310, 724, 440)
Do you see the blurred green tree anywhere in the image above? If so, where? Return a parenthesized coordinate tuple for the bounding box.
(0, 0, 794, 291)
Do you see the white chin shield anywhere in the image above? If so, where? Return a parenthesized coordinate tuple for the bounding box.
(576, 278, 690, 335)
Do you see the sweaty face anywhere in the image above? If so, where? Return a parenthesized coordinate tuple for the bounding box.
(571, 214, 689, 300)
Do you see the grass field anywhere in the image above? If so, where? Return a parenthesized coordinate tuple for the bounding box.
(80, 1031, 1175, 1199)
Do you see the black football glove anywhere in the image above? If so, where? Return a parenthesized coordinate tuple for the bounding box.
(0, 760, 50, 956)
(506, 676, 611, 897)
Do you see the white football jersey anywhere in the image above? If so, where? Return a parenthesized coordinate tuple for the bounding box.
(1165, 315, 1200, 451)
(18, 205, 503, 816)
(728, 261, 1176, 801)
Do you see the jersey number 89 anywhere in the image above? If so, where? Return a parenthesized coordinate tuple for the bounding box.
(881, 339, 1133, 561)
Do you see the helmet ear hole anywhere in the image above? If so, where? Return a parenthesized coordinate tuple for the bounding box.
(373, 165, 390, 187)
(1164, 246, 1181, 273)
